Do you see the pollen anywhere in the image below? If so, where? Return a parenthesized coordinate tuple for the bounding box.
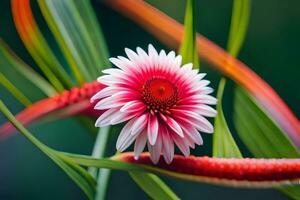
(141, 78, 178, 114)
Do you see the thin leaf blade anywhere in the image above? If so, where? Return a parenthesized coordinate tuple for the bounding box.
(213, 78, 242, 158)
(179, 0, 199, 67)
(129, 172, 180, 200)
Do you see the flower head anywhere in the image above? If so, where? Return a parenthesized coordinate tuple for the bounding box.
(92, 44, 217, 164)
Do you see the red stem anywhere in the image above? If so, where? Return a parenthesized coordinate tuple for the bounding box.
(117, 152, 300, 187)
(0, 82, 104, 138)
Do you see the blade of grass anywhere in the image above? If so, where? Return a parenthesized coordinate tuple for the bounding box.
(0, 73, 32, 106)
(89, 126, 111, 200)
(129, 172, 180, 200)
(0, 40, 56, 99)
(213, 78, 242, 158)
(227, 0, 251, 57)
(179, 0, 199, 67)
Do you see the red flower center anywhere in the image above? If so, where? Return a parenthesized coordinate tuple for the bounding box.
(142, 78, 178, 114)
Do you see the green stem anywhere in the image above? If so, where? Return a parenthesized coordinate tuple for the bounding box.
(88, 126, 111, 200)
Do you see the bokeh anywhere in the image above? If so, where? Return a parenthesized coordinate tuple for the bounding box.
(0, 0, 299, 199)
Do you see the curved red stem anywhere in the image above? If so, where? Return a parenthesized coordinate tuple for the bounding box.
(117, 152, 300, 187)
(0, 82, 104, 138)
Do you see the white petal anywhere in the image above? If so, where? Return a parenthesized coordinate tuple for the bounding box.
(148, 134, 162, 164)
(147, 115, 159, 145)
(91, 87, 116, 102)
(131, 113, 148, 135)
(161, 128, 174, 164)
(120, 100, 144, 112)
(116, 119, 137, 151)
(134, 130, 147, 159)
(164, 116, 184, 138)
(172, 134, 190, 156)
(148, 44, 158, 57)
(125, 48, 140, 62)
(95, 108, 119, 127)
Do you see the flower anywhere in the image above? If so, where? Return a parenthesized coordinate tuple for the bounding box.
(91, 44, 217, 164)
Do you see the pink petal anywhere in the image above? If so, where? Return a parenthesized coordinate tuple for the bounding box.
(164, 115, 184, 138)
(116, 119, 137, 151)
(131, 113, 148, 135)
(148, 133, 162, 164)
(147, 114, 159, 145)
(134, 130, 148, 159)
(171, 133, 190, 156)
(161, 127, 174, 164)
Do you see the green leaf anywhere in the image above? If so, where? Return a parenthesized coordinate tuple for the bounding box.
(213, 78, 242, 158)
(129, 172, 180, 200)
(0, 72, 32, 106)
(179, 0, 199, 67)
(38, 0, 110, 84)
(227, 0, 251, 57)
(0, 100, 96, 200)
(233, 86, 300, 199)
(234, 87, 299, 158)
(0, 40, 56, 102)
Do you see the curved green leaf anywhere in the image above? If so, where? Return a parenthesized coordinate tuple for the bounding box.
(0, 40, 56, 102)
(129, 172, 180, 200)
(212, 0, 251, 158)
(0, 72, 31, 106)
(227, 0, 251, 57)
(213, 78, 242, 158)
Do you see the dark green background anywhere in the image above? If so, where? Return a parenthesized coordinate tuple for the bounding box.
(0, 0, 299, 199)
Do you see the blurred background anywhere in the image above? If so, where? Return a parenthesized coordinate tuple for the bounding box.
(0, 0, 299, 199)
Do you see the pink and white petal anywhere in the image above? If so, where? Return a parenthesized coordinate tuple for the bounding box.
(175, 110, 214, 133)
(147, 114, 159, 145)
(110, 111, 133, 125)
(91, 87, 116, 102)
(102, 68, 125, 76)
(120, 100, 145, 113)
(175, 105, 216, 118)
(181, 124, 203, 145)
(95, 108, 120, 127)
(148, 44, 159, 58)
(125, 48, 141, 63)
(109, 57, 129, 72)
(97, 75, 117, 86)
(131, 113, 148, 135)
(163, 116, 184, 138)
(161, 127, 174, 164)
(134, 130, 148, 159)
(116, 119, 138, 151)
(171, 133, 190, 157)
(148, 133, 162, 164)
(94, 96, 124, 110)
(136, 47, 149, 60)
(196, 105, 217, 117)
